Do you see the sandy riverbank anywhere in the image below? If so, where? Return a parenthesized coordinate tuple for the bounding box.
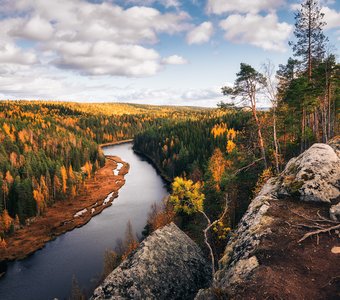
(0, 155, 129, 262)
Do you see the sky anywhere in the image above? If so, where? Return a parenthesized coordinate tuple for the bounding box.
(0, 0, 339, 107)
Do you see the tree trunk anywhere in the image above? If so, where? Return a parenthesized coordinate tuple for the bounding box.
(250, 96, 267, 168)
(273, 107, 280, 173)
(308, 2, 312, 81)
(301, 107, 306, 152)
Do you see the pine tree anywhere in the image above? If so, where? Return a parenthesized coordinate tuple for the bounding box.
(289, 0, 328, 148)
(289, 0, 327, 80)
(222, 63, 267, 168)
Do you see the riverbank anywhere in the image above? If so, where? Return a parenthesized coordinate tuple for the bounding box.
(132, 147, 172, 186)
(0, 156, 129, 262)
(100, 139, 134, 148)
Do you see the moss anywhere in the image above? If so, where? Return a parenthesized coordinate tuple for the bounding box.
(287, 162, 298, 174)
(289, 180, 304, 195)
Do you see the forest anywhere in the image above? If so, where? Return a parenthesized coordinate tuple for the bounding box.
(0, 101, 210, 239)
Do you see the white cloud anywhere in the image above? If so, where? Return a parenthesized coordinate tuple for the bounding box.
(126, 0, 181, 8)
(207, 0, 284, 14)
(162, 55, 188, 65)
(10, 15, 54, 41)
(55, 41, 161, 76)
(322, 6, 340, 29)
(186, 22, 213, 45)
(219, 13, 293, 51)
(0, 0, 190, 77)
(0, 42, 37, 65)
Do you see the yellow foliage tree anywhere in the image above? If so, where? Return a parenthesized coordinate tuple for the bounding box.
(60, 166, 68, 194)
(226, 140, 237, 153)
(169, 177, 204, 214)
(1, 209, 13, 233)
(0, 238, 7, 249)
(208, 148, 228, 191)
(211, 123, 228, 138)
(5, 171, 14, 185)
(82, 161, 92, 179)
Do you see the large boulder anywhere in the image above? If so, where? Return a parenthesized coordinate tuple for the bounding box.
(92, 223, 211, 300)
(278, 143, 340, 203)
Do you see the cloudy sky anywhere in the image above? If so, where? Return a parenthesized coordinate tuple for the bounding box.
(0, 0, 339, 107)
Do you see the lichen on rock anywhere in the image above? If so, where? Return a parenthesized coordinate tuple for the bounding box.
(278, 143, 340, 203)
(92, 223, 211, 300)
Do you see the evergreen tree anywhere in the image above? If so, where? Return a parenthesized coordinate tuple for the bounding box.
(289, 0, 327, 80)
(222, 63, 268, 168)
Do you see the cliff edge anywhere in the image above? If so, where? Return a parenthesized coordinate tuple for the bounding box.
(92, 223, 211, 300)
(196, 137, 340, 300)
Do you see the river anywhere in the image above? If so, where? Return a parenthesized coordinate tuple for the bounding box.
(0, 143, 168, 300)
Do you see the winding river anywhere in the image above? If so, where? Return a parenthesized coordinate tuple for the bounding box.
(0, 143, 168, 300)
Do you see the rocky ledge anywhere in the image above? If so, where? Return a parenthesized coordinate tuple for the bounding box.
(92, 223, 211, 300)
(196, 137, 340, 299)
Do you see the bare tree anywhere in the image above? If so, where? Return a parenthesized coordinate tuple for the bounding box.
(262, 60, 280, 173)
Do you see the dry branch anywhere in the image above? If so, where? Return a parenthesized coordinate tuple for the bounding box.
(298, 223, 340, 243)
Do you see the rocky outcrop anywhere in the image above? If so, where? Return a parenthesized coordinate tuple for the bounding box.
(278, 143, 340, 203)
(196, 138, 340, 299)
(92, 223, 211, 300)
(195, 179, 278, 299)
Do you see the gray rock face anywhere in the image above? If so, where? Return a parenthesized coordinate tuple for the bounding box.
(195, 179, 278, 299)
(278, 143, 340, 203)
(214, 179, 277, 287)
(92, 223, 211, 300)
(330, 203, 340, 221)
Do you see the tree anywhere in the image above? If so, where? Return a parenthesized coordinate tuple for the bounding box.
(169, 177, 228, 277)
(60, 166, 68, 194)
(262, 60, 281, 173)
(170, 177, 204, 215)
(1, 209, 13, 233)
(289, 0, 328, 148)
(289, 0, 327, 81)
(69, 275, 85, 300)
(208, 148, 228, 191)
(121, 220, 139, 260)
(222, 63, 268, 168)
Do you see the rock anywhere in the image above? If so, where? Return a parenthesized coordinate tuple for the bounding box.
(278, 143, 340, 203)
(197, 179, 277, 300)
(329, 203, 340, 221)
(331, 246, 340, 254)
(92, 223, 211, 300)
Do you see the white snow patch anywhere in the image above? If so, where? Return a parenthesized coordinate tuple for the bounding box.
(74, 208, 87, 218)
(113, 162, 124, 176)
(103, 192, 114, 206)
(91, 208, 95, 214)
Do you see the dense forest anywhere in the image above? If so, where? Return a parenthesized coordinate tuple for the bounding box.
(0, 101, 210, 239)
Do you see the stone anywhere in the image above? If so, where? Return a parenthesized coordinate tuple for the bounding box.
(92, 223, 211, 300)
(329, 203, 340, 222)
(278, 143, 340, 203)
(207, 180, 277, 293)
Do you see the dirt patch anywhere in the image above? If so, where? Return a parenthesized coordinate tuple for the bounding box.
(234, 199, 340, 300)
(0, 155, 129, 262)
